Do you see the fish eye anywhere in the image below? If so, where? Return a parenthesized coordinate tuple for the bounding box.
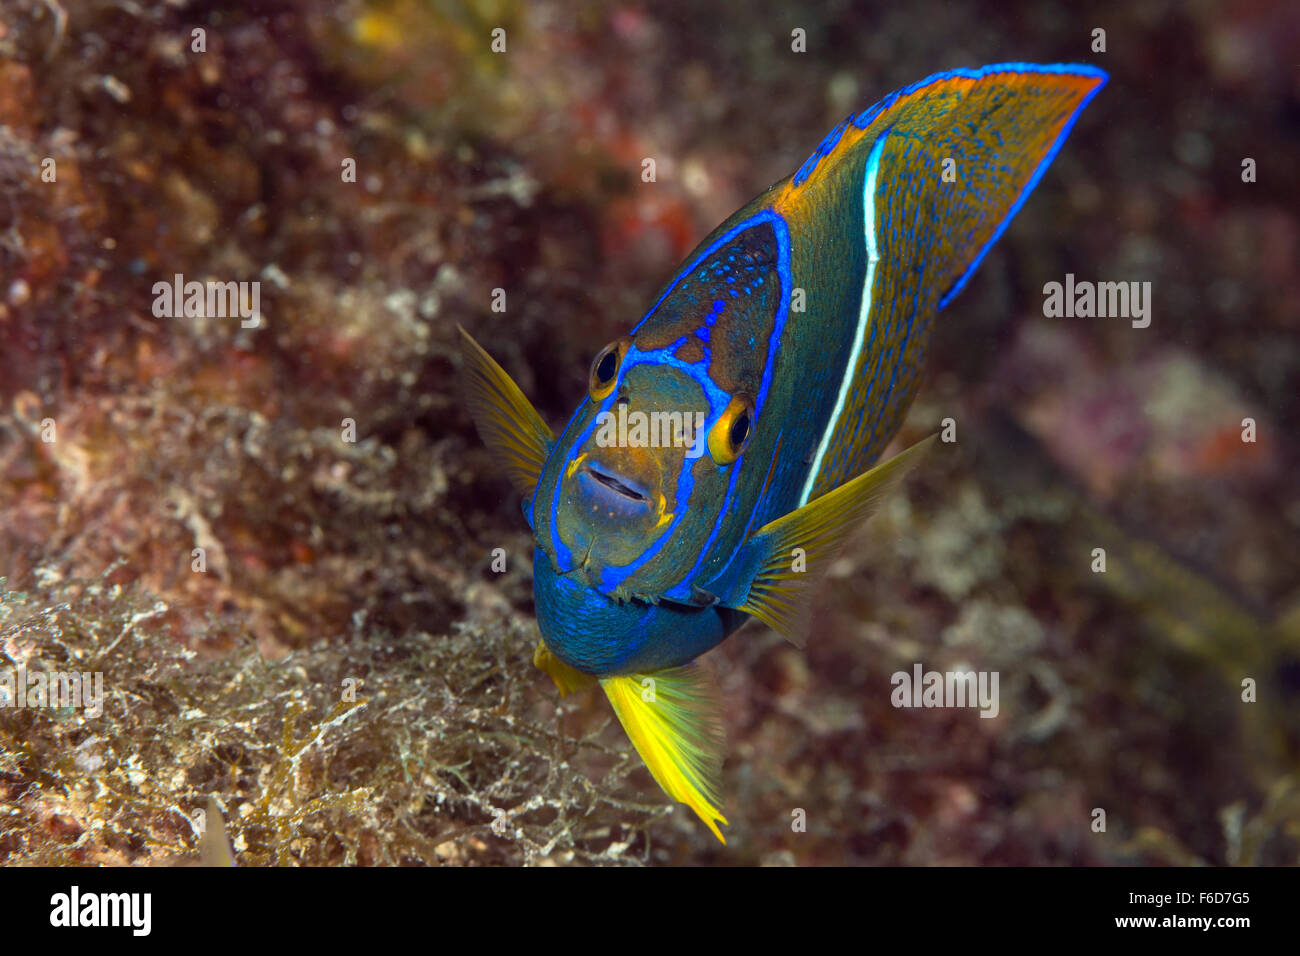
(708, 394, 755, 465)
(730, 413, 749, 446)
(588, 337, 630, 401)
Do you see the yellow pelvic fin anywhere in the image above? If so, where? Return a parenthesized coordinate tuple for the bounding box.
(601, 664, 729, 843)
(738, 435, 935, 643)
(458, 324, 555, 497)
(533, 640, 598, 698)
(198, 795, 236, 867)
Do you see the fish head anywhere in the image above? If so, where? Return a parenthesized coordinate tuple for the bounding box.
(532, 327, 761, 601)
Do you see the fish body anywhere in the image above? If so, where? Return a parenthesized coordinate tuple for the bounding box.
(462, 62, 1107, 841)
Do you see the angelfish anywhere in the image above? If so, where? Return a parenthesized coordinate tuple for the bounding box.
(460, 63, 1107, 842)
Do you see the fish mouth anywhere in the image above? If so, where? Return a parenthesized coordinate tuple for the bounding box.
(583, 463, 647, 503)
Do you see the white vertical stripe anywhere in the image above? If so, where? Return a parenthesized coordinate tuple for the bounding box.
(798, 134, 886, 507)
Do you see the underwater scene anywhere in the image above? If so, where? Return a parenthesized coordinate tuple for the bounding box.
(1, 0, 1297, 870)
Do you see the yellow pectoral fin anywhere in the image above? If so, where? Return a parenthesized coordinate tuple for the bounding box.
(458, 324, 555, 497)
(738, 434, 935, 643)
(601, 665, 729, 843)
(533, 641, 598, 698)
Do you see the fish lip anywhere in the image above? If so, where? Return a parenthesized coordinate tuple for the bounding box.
(583, 462, 648, 503)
